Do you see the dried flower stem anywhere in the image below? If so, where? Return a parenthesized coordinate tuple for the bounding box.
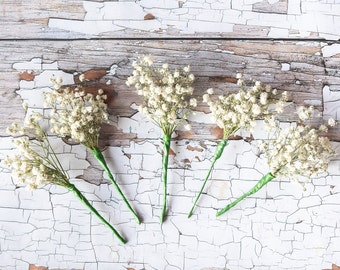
(92, 148, 141, 224)
(216, 172, 275, 216)
(127, 56, 197, 223)
(188, 139, 228, 218)
(160, 134, 171, 224)
(67, 183, 127, 244)
(5, 113, 126, 243)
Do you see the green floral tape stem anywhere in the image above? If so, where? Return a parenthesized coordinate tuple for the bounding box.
(160, 133, 171, 224)
(67, 183, 126, 244)
(216, 172, 275, 216)
(188, 139, 228, 218)
(92, 148, 141, 224)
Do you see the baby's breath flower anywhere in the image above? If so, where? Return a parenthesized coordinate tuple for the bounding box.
(22, 102, 28, 111)
(44, 85, 108, 150)
(4, 113, 126, 243)
(45, 79, 141, 224)
(207, 88, 214, 95)
(260, 107, 337, 185)
(79, 74, 85, 82)
(328, 118, 336, 127)
(189, 98, 197, 107)
(4, 115, 70, 190)
(127, 56, 197, 223)
(183, 66, 190, 73)
(204, 77, 288, 139)
(319, 125, 328, 132)
(126, 56, 196, 135)
(217, 106, 337, 216)
(297, 106, 314, 121)
(189, 76, 288, 218)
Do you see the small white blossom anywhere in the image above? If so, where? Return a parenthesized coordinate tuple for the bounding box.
(328, 118, 336, 127)
(126, 56, 196, 135)
(4, 114, 70, 190)
(183, 66, 190, 73)
(44, 82, 108, 150)
(260, 107, 337, 186)
(297, 106, 314, 121)
(204, 75, 288, 139)
(184, 124, 192, 130)
(79, 74, 85, 82)
(189, 98, 197, 107)
(319, 125, 328, 132)
(207, 88, 214, 95)
(188, 74, 195, 81)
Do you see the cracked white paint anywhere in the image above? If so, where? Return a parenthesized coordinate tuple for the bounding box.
(323, 85, 340, 120)
(322, 43, 340, 58)
(2, 55, 340, 270)
(46, 0, 340, 39)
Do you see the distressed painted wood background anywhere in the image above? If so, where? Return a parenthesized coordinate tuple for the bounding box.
(1, 1, 340, 270)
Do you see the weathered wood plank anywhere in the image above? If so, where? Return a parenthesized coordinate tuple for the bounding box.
(1, 0, 340, 40)
(1, 39, 340, 141)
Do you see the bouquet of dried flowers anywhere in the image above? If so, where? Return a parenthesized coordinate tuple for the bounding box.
(188, 75, 288, 217)
(4, 110, 126, 244)
(126, 56, 197, 223)
(44, 77, 141, 224)
(216, 106, 337, 216)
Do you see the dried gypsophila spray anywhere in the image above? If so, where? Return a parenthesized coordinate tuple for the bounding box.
(4, 110, 126, 244)
(188, 74, 288, 218)
(216, 106, 337, 216)
(44, 77, 141, 224)
(126, 56, 197, 223)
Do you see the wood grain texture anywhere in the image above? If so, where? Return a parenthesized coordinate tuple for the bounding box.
(1, 0, 340, 40)
(1, 3, 340, 269)
(1, 39, 340, 141)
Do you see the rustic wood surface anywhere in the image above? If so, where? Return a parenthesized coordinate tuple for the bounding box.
(1, 39, 340, 141)
(2, 0, 340, 40)
(1, 1, 340, 269)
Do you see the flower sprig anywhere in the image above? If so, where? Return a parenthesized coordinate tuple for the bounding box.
(126, 56, 197, 223)
(44, 78, 141, 224)
(188, 75, 288, 217)
(126, 56, 197, 135)
(216, 106, 337, 216)
(260, 106, 337, 187)
(4, 111, 126, 244)
(203, 75, 287, 139)
(45, 77, 108, 150)
(5, 112, 67, 189)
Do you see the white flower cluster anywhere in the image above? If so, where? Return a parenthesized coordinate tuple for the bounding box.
(4, 113, 69, 190)
(7, 109, 45, 141)
(259, 106, 337, 187)
(44, 78, 108, 150)
(203, 75, 288, 138)
(126, 56, 197, 135)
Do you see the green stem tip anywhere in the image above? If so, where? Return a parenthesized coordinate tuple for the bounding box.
(188, 139, 228, 218)
(216, 172, 275, 217)
(92, 148, 141, 224)
(160, 133, 171, 224)
(67, 183, 126, 244)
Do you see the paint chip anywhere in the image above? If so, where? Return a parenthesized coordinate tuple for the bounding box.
(144, 13, 156, 20)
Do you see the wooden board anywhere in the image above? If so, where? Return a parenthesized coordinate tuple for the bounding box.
(1, 39, 340, 142)
(1, 0, 340, 40)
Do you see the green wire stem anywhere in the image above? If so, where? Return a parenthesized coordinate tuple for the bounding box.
(67, 183, 126, 244)
(216, 172, 275, 216)
(92, 148, 141, 224)
(188, 139, 228, 218)
(160, 133, 171, 224)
